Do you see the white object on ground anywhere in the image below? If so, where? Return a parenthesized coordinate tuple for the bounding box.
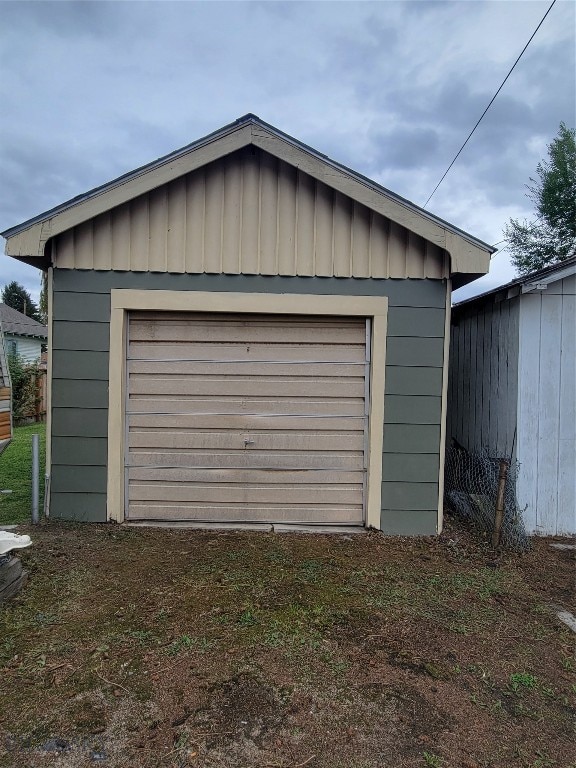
(549, 543, 576, 550)
(557, 610, 576, 633)
(0, 531, 32, 555)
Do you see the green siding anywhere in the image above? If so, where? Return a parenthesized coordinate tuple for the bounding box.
(387, 307, 445, 337)
(379, 509, 438, 536)
(51, 465, 108, 493)
(52, 380, 109, 409)
(50, 493, 107, 522)
(52, 408, 108, 438)
(386, 337, 444, 367)
(385, 366, 443, 395)
(52, 350, 109, 380)
(50, 269, 447, 528)
(384, 395, 441, 425)
(382, 453, 439, 483)
(381, 482, 439, 510)
(52, 321, 110, 351)
(383, 424, 441, 454)
(52, 437, 108, 465)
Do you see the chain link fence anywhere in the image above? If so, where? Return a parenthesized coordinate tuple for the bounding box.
(444, 447, 530, 551)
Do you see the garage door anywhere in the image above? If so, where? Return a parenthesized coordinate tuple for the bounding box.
(125, 312, 369, 526)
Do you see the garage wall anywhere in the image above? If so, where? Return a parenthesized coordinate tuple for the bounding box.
(50, 270, 446, 533)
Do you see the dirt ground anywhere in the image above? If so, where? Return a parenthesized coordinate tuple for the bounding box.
(0, 515, 574, 768)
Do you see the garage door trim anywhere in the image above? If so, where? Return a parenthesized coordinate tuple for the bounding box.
(107, 290, 388, 529)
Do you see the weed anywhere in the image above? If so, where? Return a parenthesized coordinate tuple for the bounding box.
(237, 609, 257, 627)
(422, 751, 443, 767)
(166, 635, 215, 655)
(532, 749, 557, 767)
(509, 672, 538, 692)
(297, 559, 325, 584)
(126, 629, 157, 645)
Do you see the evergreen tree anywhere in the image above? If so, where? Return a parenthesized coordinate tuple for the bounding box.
(504, 122, 576, 276)
(38, 273, 48, 325)
(1, 281, 41, 322)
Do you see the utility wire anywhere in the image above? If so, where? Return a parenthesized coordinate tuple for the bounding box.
(423, 0, 558, 209)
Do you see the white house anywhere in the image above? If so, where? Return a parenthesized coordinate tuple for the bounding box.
(0, 303, 47, 364)
(448, 257, 576, 536)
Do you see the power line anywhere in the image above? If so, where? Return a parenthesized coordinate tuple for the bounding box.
(423, 0, 558, 209)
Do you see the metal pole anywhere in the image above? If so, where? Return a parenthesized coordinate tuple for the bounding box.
(31, 433, 39, 524)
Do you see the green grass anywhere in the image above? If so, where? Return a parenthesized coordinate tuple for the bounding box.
(0, 423, 46, 524)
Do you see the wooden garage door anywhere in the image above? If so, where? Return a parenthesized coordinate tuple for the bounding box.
(125, 312, 369, 525)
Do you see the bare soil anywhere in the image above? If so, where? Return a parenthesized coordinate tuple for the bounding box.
(0, 515, 574, 768)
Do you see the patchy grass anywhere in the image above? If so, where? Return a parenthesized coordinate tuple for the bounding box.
(0, 423, 46, 525)
(0, 517, 575, 768)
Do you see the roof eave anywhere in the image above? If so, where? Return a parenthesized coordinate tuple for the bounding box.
(2, 114, 494, 278)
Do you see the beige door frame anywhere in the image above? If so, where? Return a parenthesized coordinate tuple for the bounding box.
(107, 289, 388, 529)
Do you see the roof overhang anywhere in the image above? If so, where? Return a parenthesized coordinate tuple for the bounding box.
(2, 114, 494, 282)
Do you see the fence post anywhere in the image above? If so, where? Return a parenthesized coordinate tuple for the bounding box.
(492, 459, 509, 548)
(31, 433, 40, 524)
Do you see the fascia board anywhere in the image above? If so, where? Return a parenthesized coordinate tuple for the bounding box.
(5, 124, 253, 259)
(251, 126, 491, 277)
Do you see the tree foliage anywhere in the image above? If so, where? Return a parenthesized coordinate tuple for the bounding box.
(7, 351, 41, 421)
(504, 122, 576, 276)
(1, 281, 41, 322)
(38, 273, 48, 325)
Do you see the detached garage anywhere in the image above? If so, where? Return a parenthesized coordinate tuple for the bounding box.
(2, 115, 493, 534)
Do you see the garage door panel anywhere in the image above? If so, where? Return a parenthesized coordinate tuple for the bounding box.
(129, 377, 365, 398)
(129, 342, 366, 363)
(126, 313, 368, 526)
(128, 360, 364, 377)
(129, 483, 363, 504)
(127, 397, 365, 417)
(129, 430, 364, 451)
(128, 467, 361, 484)
(127, 504, 365, 524)
(128, 449, 365, 470)
(130, 319, 364, 345)
(128, 413, 364, 432)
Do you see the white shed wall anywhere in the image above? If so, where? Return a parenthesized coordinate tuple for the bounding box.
(517, 276, 576, 535)
(448, 297, 519, 458)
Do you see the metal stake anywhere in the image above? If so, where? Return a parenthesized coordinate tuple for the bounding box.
(31, 433, 39, 524)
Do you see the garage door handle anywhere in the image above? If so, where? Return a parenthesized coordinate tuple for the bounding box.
(244, 439, 255, 446)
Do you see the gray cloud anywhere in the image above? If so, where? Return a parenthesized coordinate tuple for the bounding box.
(0, 0, 574, 300)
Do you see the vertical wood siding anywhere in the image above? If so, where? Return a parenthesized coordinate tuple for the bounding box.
(52, 148, 448, 280)
(50, 270, 447, 531)
(517, 276, 576, 535)
(448, 297, 520, 458)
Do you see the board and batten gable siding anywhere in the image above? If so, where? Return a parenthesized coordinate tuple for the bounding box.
(51, 147, 449, 281)
(517, 275, 576, 536)
(448, 297, 520, 459)
(50, 270, 447, 533)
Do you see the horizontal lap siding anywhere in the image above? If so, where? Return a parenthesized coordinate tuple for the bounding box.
(51, 270, 446, 532)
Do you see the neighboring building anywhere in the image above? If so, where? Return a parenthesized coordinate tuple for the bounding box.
(0, 303, 47, 364)
(1, 114, 493, 531)
(0, 321, 11, 454)
(448, 257, 576, 536)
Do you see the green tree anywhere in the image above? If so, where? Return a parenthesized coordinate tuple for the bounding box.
(1, 280, 41, 322)
(6, 351, 41, 421)
(504, 122, 576, 276)
(38, 273, 48, 325)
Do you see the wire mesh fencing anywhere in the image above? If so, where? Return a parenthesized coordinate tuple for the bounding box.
(444, 447, 530, 551)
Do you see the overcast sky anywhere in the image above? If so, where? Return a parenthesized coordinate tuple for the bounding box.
(1, 0, 574, 303)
